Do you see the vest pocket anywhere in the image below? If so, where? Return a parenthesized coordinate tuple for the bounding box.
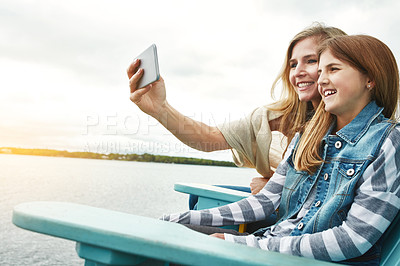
(334, 162, 363, 195)
(280, 168, 309, 220)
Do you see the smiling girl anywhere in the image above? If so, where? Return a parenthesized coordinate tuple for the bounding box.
(162, 35, 400, 264)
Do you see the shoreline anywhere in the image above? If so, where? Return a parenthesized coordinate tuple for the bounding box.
(0, 147, 236, 167)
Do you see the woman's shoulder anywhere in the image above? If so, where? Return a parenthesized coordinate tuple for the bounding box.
(250, 105, 283, 122)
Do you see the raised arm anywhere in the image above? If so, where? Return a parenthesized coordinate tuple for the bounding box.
(127, 59, 230, 152)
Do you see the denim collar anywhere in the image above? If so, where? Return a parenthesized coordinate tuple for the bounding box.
(324, 101, 384, 145)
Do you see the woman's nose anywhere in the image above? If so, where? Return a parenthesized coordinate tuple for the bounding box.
(294, 63, 306, 77)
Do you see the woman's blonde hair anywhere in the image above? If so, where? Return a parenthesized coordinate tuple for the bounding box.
(294, 35, 400, 173)
(269, 22, 346, 148)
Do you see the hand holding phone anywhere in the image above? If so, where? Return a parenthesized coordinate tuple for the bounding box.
(133, 44, 160, 88)
(129, 44, 166, 117)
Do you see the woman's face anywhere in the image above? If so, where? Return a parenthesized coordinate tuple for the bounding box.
(289, 37, 321, 109)
(318, 49, 372, 128)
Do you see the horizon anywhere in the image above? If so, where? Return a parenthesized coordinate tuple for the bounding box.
(1, 0, 399, 161)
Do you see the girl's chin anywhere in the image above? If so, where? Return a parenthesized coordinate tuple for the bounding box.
(324, 104, 336, 113)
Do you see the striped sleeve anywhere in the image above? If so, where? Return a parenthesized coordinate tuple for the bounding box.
(225, 125, 400, 262)
(161, 171, 286, 226)
(161, 135, 297, 226)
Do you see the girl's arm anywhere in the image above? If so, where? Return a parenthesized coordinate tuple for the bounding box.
(161, 139, 296, 226)
(161, 172, 285, 226)
(225, 126, 400, 262)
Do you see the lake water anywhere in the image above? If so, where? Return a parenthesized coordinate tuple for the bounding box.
(0, 154, 255, 265)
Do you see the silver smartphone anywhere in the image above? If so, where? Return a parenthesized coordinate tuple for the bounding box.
(134, 44, 160, 88)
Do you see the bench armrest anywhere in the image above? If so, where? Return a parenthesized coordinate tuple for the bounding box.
(12, 201, 335, 266)
(174, 182, 250, 209)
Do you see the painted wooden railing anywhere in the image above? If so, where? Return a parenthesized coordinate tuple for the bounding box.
(174, 182, 400, 266)
(11, 182, 400, 265)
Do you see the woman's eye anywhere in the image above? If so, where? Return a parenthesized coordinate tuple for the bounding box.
(330, 67, 339, 71)
(290, 63, 297, 68)
(308, 59, 317, 64)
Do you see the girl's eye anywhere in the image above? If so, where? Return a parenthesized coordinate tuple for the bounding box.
(308, 59, 317, 64)
(330, 67, 339, 71)
(290, 63, 297, 69)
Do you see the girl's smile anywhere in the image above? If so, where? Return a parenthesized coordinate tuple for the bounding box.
(318, 49, 372, 130)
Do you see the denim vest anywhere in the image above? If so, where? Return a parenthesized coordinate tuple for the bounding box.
(277, 101, 396, 236)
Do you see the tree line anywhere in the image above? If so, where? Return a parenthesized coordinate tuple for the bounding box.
(0, 147, 236, 167)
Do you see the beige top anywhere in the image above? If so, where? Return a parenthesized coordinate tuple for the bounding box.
(218, 106, 287, 177)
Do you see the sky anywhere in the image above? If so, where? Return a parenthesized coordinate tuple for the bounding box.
(1, 0, 399, 162)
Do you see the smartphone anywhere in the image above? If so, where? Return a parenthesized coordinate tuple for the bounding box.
(134, 44, 160, 88)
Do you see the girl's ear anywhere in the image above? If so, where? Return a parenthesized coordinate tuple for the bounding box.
(366, 79, 375, 90)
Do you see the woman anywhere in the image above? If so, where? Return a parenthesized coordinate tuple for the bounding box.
(161, 35, 400, 264)
(127, 23, 346, 201)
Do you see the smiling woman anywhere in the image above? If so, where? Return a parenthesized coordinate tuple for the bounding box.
(288, 37, 320, 109)
(127, 23, 347, 203)
(162, 34, 400, 265)
(296, 34, 400, 172)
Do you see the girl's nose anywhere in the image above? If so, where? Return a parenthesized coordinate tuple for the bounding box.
(318, 72, 328, 86)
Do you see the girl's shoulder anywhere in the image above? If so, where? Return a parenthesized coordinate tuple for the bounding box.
(389, 123, 400, 139)
(379, 123, 400, 154)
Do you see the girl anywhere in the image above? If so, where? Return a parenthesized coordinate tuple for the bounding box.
(127, 23, 346, 201)
(162, 35, 400, 264)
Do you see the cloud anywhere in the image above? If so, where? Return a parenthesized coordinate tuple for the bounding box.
(1, 0, 399, 160)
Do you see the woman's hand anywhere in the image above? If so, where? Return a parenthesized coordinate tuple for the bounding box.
(127, 59, 230, 152)
(210, 233, 225, 240)
(250, 177, 270, 194)
(127, 59, 167, 118)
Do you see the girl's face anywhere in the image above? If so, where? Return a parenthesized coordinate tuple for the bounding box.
(289, 37, 321, 109)
(318, 49, 372, 129)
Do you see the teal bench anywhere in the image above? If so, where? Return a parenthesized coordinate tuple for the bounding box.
(174, 182, 251, 232)
(174, 182, 250, 210)
(173, 182, 400, 266)
(13, 201, 336, 266)
(12, 183, 400, 265)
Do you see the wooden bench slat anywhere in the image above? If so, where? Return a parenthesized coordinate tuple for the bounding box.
(12, 201, 335, 266)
